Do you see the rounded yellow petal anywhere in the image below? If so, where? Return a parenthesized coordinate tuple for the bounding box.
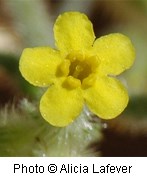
(40, 81, 83, 127)
(93, 33, 135, 75)
(83, 77, 129, 119)
(19, 47, 62, 87)
(54, 12, 95, 54)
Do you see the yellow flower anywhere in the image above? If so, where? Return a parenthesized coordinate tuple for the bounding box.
(19, 11, 135, 127)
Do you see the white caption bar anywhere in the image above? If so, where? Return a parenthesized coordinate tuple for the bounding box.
(0, 157, 145, 185)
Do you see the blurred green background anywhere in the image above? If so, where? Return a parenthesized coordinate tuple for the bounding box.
(0, 0, 147, 157)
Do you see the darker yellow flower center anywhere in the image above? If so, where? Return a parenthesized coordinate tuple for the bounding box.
(68, 60, 92, 81)
(57, 51, 99, 89)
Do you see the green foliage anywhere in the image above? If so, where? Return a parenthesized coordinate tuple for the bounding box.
(0, 54, 39, 98)
(125, 96, 147, 118)
(0, 99, 102, 157)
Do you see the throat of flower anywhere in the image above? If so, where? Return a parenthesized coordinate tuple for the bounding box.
(68, 59, 92, 82)
(57, 51, 99, 89)
(71, 65, 83, 79)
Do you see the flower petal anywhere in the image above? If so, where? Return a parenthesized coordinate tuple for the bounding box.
(54, 12, 95, 54)
(40, 81, 84, 127)
(19, 47, 62, 87)
(83, 76, 129, 119)
(93, 33, 135, 75)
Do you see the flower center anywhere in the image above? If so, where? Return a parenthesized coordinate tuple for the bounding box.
(57, 51, 99, 89)
(68, 58, 92, 82)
